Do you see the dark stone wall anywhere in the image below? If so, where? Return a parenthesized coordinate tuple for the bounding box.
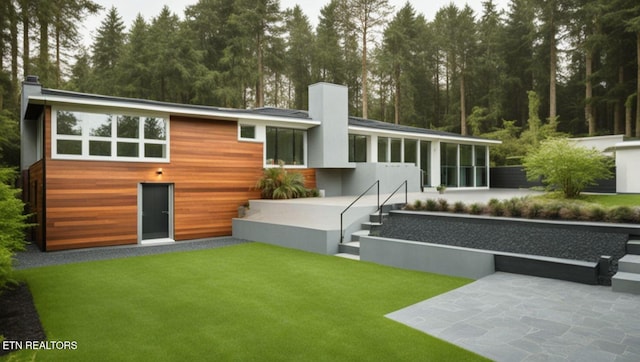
(490, 166, 617, 193)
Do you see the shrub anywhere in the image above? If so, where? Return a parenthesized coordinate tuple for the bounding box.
(413, 199, 424, 210)
(523, 138, 614, 198)
(469, 203, 484, 215)
(255, 164, 309, 199)
(425, 199, 438, 211)
(453, 201, 466, 213)
(504, 197, 524, 217)
(487, 199, 505, 216)
(586, 206, 608, 222)
(607, 206, 638, 223)
(0, 168, 30, 292)
(437, 198, 449, 212)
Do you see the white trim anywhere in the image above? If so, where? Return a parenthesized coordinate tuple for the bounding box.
(348, 125, 501, 145)
(52, 106, 170, 163)
(31, 94, 320, 127)
(138, 183, 174, 244)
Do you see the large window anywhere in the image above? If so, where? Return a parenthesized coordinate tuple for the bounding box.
(349, 134, 367, 162)
(404, 139, 417, 165)
(440, 143, 489, 188)
(390, 138, 402, 162)
(441, 143, 458, 187)
(266, 127, 305, 166)
(378, 137, 388, 162)
(53, 110, 168, 162)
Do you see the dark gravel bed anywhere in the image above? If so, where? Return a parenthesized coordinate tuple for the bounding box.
(377, 213, 628, 263)
(0, 283, 46, 356)
(15, 237, 251, 270)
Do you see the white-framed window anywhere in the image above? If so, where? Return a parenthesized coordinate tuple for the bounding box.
(239, 124, 257, 141)
(52, 108, 169, 162)
(265, 126, 306, 166)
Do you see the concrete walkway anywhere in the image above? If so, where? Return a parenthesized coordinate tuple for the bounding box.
(387, 272, 640, 362)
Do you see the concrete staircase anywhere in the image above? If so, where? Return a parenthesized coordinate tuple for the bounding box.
(612, 239, 640, 295)
(336, 204, 402, 260)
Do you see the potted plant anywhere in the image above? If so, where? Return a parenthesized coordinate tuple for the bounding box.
(436, 184, 447, 194)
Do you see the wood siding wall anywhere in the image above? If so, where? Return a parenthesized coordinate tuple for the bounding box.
(27, 160, 44, 249)
(41, 109, 316, 250)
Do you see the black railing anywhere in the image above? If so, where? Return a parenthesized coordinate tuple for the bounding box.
(379, 180, 408, 223)
(340, 180, 379, 243)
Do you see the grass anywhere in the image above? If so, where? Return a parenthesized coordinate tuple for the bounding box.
(8, 243, 485, 361)
(581, 194, 640, 207)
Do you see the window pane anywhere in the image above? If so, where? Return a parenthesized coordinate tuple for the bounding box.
(266, 127, 277, 164)
(475, 145, 487, 166)
(240, 125, 256, 139)
(440, 143, 458, 187)
(89, 141, 111, 156)
(460, 145, 473, 166)
(117, 116, 140, 139)
(87, 114, 112, 137)
(355, 135, 366, 162)
(117, 142, 139, 157)
(420, 141, 431, 186)
(293, 130, 304, 165)
(144, 118, 166, 140)
(277, 128, 294, 164)
(378, 138, 388, 162)
(145, 143, 165, 158)
(57, 140, 82, 155)
(390, 139, 401, 162)
(404, 139, 417, 164)
(476, 167, 488, 187)
(56, 111, 82, 135)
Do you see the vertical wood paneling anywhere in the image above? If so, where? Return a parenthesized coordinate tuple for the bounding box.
(40, 110, 317, 250)
(27, 160, 44, 250)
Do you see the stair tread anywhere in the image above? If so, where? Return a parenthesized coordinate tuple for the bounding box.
(619, 254, 640, 263)
(352, 230, 370, 235)
(335, 253, 360, 261)
(344, 241, 360, 247)
(613, 271, 640, 281)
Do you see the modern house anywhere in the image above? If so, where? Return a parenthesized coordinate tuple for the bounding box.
(20, 77, 499, 251)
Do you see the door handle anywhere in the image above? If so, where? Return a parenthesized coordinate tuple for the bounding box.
(161, 211, 169, 214)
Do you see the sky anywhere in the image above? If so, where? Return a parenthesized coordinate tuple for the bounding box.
(81, 0, 510, 47)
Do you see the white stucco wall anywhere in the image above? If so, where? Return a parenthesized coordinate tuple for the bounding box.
(616, 141, 640, 193)
(572, 135, 623, 156)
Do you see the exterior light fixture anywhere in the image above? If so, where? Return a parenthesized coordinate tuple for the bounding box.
(156, 168, 163, 175)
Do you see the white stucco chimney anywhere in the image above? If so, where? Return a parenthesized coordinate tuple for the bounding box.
(307, 83, 353, 169)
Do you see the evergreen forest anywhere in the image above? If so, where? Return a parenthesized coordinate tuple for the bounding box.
(2, 0, 640, 168)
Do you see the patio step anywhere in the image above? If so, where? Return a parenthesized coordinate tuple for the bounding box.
(335, 253, 360, 261)
(338, 241, 360, 256)
(369, 212, 389, 224)
(361, 221, 382, 231)
(612, 272, 640, 295)
(618, 254, 640, 274)
(350, 230, 370, 242)
(627, 240, 640, 255)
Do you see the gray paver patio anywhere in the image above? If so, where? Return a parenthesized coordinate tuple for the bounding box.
(386, 272, 640, 362)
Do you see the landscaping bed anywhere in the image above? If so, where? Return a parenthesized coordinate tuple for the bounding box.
(377, 211, 630, 263)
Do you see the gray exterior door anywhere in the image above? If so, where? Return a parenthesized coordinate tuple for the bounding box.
(142, 184, 170, 240)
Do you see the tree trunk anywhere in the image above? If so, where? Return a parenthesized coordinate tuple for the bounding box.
(585, 48, 595, 135)
(460, 70, 467, 135)
(361, 27, 368, 119)
(55, 24, 61, 88)
(22, 0, 30, 77)
(10, 0, 19, 104)
(626, 94, 633, 137)
(394, 67, 400, 125)
(614, 66, 623, 135)
(549, 31, 557, 122)
(636, 32, 640, 138)
(257, 33, 264, 108)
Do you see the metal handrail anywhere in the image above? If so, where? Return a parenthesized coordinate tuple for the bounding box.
(378, 180, 408, 222)
(340, 180, 379, 243)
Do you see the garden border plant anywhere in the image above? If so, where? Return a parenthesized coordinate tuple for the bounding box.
(404, 195, 640, 224)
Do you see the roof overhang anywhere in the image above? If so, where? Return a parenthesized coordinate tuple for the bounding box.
(27, 93, 321, 128)
(348, 125, 502, 145)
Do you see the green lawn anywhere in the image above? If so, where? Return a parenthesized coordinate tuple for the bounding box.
(581, 194, 640, 207)
(9, 243, 486, 361)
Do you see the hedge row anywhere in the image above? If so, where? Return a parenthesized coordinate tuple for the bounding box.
(405, 197, 640, 224)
